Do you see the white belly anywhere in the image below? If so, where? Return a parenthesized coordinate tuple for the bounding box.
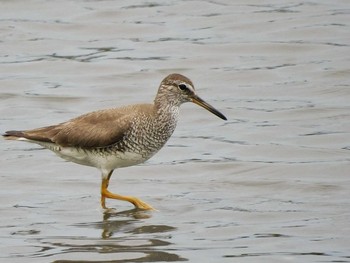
(32, 140, 150, 171)
(56, 147, 149, 170)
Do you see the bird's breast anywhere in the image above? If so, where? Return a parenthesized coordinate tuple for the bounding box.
(122, 109, 179, 158)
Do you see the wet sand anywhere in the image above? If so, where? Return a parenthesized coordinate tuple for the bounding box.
(1, 1, 349, 262)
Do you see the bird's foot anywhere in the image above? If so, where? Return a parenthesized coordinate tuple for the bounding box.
(101, 189, 156, 210)
(130, 196, 156, 211)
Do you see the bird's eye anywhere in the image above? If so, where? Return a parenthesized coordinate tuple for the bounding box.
(178, 84, 188, 91)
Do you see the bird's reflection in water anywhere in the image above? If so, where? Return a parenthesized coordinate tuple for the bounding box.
(51, 208, 187, 262)
(101, 208, 153, 239)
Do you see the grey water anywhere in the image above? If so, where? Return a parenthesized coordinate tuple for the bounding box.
(0, 1, 349, 262)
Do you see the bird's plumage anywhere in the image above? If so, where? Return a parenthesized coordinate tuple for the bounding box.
(3, 73, 226, 210)
(4, 105, 148, 148)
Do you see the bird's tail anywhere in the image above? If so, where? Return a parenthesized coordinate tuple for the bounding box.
(2, 130, 27, 140)
(3, 126, 57, 143)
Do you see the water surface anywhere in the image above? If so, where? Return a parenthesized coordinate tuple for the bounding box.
(1, 1, 349, 262)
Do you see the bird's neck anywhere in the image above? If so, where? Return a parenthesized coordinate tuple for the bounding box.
(153, 95, 179, 129)
(154, 100, 180, 120)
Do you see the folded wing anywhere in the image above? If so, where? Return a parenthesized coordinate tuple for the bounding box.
(3, 106, 139, 148)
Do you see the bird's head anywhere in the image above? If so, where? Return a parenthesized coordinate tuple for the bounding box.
(156, 73, 227, 121)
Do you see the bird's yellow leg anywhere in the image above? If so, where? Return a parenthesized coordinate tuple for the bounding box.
(100, 176, 154, 210)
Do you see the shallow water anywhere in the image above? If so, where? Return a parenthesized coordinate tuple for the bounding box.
(1, 1, 349, 262)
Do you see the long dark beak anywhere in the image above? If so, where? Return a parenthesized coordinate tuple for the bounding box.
(191, 95, 227, 120)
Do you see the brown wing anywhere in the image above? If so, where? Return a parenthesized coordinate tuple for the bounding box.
(4, 105, 151, 148)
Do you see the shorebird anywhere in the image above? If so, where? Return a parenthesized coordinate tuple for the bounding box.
(3, 73, 227, 210)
